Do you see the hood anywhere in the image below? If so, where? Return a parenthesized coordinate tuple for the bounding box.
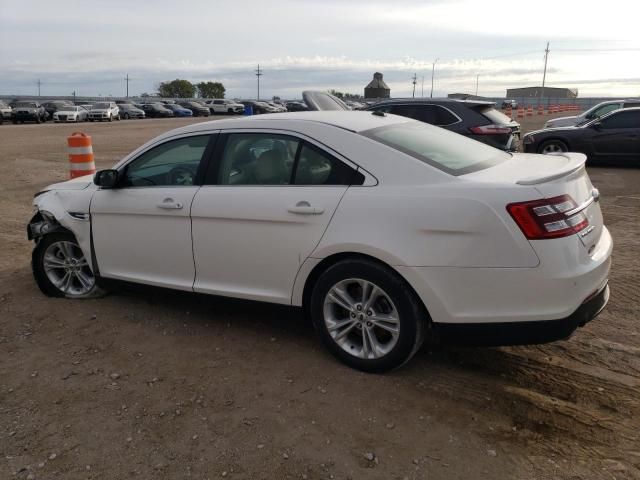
(16, 107, 37, 111)
(42, 175, 94, 192)
(302, 91, 350, 111)
(91, 108, 109, 113)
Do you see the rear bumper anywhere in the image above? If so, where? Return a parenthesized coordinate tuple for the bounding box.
(435, 283, 609, 346)
(396, 226, 612, 327)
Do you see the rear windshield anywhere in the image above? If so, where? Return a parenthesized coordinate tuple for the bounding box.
(361, 121, 509, 176)
(474, 105, 513, 124)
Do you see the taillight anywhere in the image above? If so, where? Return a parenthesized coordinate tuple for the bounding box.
(506, 195, 589, 240)
(469, 125, 512, 135)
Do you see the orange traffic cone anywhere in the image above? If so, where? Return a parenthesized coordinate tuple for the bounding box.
(67, 132, 96, 179)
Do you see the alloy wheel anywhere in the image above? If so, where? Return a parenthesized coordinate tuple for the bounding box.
(323, 278, 400, 359)
(541, 142, 566, 154)
(43, 240, 95, 296)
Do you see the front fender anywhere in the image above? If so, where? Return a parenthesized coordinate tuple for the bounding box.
(31, 188, 96, 270)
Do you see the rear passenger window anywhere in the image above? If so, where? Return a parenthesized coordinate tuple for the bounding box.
(218, 133, 299, 185)
(294, 144, 361, 185)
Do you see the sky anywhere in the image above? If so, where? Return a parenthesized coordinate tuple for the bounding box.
(1, 0, 639, 99)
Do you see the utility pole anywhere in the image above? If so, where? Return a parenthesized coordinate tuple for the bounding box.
(412, 73, 417, 98)
(37, 79, 41, 97)
(72, 90, 76, 104)
(430, 58, 439, 98)
(541, 41, 550, 101)
(255, 64, 263, 100)
(421, 76, 424, 97)
(475, 74, 479, 96)
(125, 74, 130, 98)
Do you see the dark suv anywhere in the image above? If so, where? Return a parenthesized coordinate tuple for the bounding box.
(367, 99, 521, 151)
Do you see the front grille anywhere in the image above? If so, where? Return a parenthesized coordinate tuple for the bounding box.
(59, 115, 67, 121)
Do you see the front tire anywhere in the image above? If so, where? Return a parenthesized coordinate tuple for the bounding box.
(309, 258, 427, 372)
(539, 139, 568, 154)
(32, 232, 105, 299)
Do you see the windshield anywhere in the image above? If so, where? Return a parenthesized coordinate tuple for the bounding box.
(93, 103, 110, 109)
(361, 121, 509, 176)
(16, 102, 37, 107)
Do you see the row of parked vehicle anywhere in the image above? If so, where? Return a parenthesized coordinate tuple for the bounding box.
(0, 98, 315, 125)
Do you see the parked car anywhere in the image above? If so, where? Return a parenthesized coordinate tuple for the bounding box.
(118, 104, 145, 119)
(53, 105, 89, 123)
(88, 102, 120, 122)
(165, 104, 193, 117)
(266, 101, 286, 112)
(285, 101, 308, 112)
(205, 99, 245, 115)
(177, 101, 210, 117)
(523, 107, 640, 163)
(28, 108, 611, 372)
(240, 100, 272, 114)
(139, 103, 174, 118)
(0, 101, 12, 122)
(41, 100, 74, 121)
(501, 99, 518, 109)
(368, 98, 521, 151)
(544, 99, 640, 129)
(11, 101, 47, 124)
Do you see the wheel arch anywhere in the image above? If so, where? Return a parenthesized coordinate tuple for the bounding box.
(296, 252, 431, 323)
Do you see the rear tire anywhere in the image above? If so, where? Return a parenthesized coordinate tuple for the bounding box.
(309, 258, 427, 372)
(32, 232, 106, 299)
(539, 139, 568, 154)
(124, 112, 130, 120)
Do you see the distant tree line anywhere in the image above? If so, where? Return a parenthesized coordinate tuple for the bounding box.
(157, 79, 226, 98)
(328, 89, 364, 100)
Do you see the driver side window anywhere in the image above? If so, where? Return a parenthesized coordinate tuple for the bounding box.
(124, 135, 211, 187)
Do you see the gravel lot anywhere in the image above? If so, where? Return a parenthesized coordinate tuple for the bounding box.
(1, 114, 639, 479)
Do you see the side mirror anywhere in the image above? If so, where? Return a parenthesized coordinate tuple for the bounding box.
(94, 169, 119, 188)
(592, 121, 602, 130)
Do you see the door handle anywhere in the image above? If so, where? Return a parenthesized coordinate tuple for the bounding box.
(287, 201, 324, 215)
(157, 198, 183, 209)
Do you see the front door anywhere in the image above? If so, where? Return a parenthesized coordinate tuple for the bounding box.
(91, 134, 214, 290)
(591, 109, 640, 160)
(191, 131, 361, 304)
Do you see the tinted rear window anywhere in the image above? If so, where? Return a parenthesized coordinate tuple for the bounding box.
(361, 121, 509, 176)
(474, 105, 513, 124)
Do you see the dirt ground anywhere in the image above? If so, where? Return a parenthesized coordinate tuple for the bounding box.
(1, 113, 639, 480)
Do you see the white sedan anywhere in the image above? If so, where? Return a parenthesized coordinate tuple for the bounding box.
(28, 110, 612, 371)
(53, 105, 89, 123)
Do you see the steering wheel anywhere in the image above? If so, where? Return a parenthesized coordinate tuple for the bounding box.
(169, 166, 195, 186)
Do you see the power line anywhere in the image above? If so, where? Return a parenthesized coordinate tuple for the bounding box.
(541, 41, 550, 99)
(255, 64, 263, 100)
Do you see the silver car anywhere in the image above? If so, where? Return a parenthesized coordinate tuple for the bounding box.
(545, 99, 640, 128)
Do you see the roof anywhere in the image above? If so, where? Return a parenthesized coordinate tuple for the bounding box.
(169, 111, 411, 136)
(371, 97, 494, 106)
(365, 72, 390, 90)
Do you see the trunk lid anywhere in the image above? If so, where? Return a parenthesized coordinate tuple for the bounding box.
(464, 152, 603, 250)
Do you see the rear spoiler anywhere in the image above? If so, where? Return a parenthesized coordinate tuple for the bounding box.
(516, 152, 587, 185)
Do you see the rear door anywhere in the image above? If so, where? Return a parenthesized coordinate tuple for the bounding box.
(191, 130, 360, 304)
